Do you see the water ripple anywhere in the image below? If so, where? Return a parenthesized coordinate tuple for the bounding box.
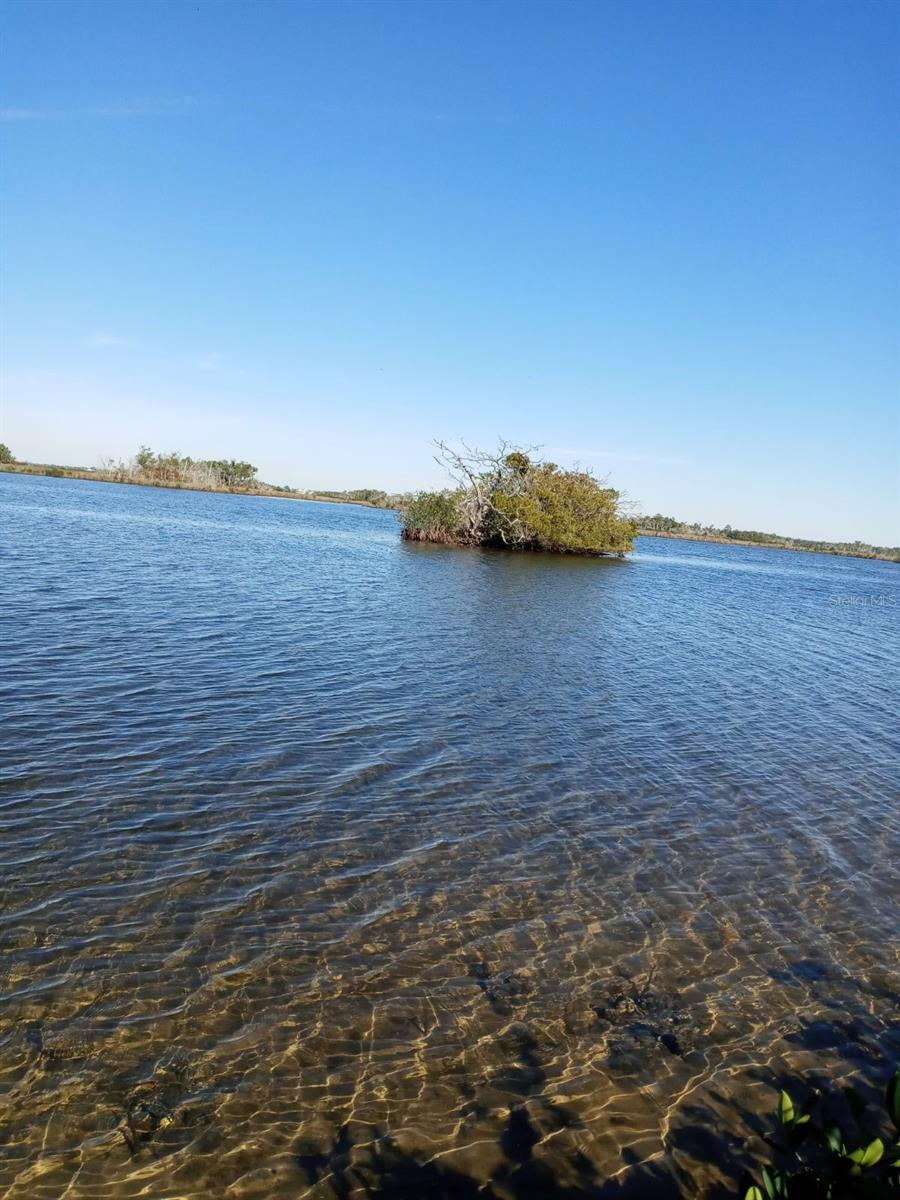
(1, 473, 898, 1198)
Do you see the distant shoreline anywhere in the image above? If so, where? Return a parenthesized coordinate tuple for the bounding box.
(0, 461, 383, 509)
(2, 461, 897, 563)
(634, 527, 898, 562)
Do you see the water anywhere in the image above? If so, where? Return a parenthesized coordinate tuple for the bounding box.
(1, 472, 898, 1199)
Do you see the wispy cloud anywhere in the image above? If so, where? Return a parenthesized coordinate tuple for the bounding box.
(86, 333, 134, 349)
(192, 353, 222, 370)
(311, 101, 511, 126)
(1, 96, 200, 123)
(546, 447, 689, 466)
(1, 109, 50, 122)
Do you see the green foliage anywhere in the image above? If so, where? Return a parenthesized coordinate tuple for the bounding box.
(889, 1071, 900, 1131)
(640, 512, 682, 533)
(777, 1090, 796, 1126)
(401, 442, 636, 557)
(312, 488, 401, 508)
(493, 465, 636, 555)
(210, 459, 257, 486)
(503, 450, 531, 474)
(400, 490, 463, 537)
(741, 1066, 900, 1199)
(342, 488, 388, 504)
(0, 443, 14, 463)
(637, 511, 899, 561)
(131, 447, 257, 488)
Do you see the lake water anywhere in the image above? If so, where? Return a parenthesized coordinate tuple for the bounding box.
(1, 473, 898, 1199)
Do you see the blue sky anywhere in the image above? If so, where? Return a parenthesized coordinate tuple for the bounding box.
(2, 0, 897, 542)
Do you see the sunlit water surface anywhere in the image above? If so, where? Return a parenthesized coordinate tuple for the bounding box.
(1, 474, 898, 1199)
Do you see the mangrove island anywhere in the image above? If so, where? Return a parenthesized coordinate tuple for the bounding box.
(400, 440, 636, 556)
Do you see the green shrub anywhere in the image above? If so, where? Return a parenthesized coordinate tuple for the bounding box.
(741, 1067, 900, 1199)
(401, 442, 636, 556)
(493, 463, 636, 554)
(400, 489, 462, 538)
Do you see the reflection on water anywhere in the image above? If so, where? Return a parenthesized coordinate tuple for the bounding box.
(1, 474, 898, 1198)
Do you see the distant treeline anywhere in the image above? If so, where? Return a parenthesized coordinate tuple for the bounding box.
(638, 512, 899, 562)
(305, 488, 408, 509)
(97, 446, 259, 489)
(0, 447, 402, 507)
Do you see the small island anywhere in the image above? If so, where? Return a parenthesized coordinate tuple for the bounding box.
(400, 441, 636, 557)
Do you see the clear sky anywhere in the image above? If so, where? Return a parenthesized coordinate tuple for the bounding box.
(2, 0, 897, 543)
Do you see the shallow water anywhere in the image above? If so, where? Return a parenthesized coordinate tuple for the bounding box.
(1, 473, 898, 1198)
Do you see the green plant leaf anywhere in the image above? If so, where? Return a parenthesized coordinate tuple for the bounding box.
(744, 1188, 764, 1200)
(777, 1090, 795, 1125)
(849, 1138, 884, 1168)
(888, 1070, 900, 1132)
(825, 1126, 845, 1155)
(760, 1165, 787, 1198)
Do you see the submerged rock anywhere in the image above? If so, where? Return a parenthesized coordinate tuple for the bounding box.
(469, 962, 532, 1015)
(114, 1048, 210, 1155)
(22, 1020, 95, 1062)
(592, 976, 693, 1062)
(127, 1096, 173, 1136)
